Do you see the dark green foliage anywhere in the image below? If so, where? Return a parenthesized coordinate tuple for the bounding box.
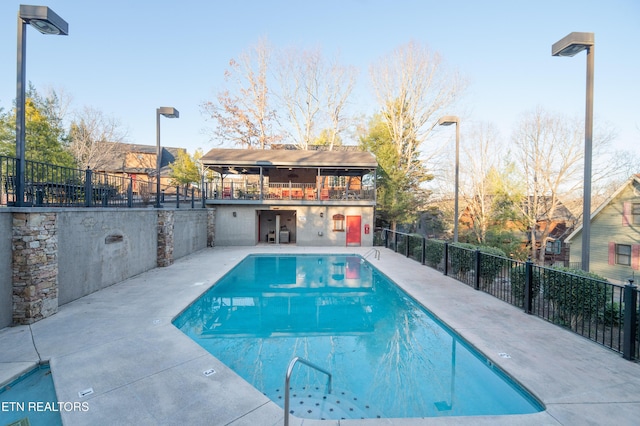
(425, 239, 445, 268)
(598, 302, 622, 327)
(510, 263, 542, 307)
(448, 243, 476, 275)
(543, 267, 610, 327)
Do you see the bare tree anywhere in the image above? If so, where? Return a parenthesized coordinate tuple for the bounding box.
(68, 106, 127, 169)
(324, 57, 357, 150)
(459, 122, 503, 244)
(202, 38, 280, 149)
(511, 108, 585, 264)
(276, 46, 324, 149)
(369, 40, 465, 186)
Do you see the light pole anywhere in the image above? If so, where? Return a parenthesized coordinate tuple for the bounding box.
(438, 116, 460, 243)
(16, 5, 68, 206)
(156, 107, 179, 208)
(552, 32, 594, 271)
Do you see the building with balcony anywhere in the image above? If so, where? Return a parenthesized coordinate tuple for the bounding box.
(201, 147, 377, 246)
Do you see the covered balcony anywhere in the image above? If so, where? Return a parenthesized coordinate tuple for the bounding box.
(201, 148, 377, 205)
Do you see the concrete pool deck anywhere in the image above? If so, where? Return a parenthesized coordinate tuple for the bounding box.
(1, 245, 640, 425)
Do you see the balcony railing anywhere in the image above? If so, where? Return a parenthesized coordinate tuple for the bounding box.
(209, 181, 375, 202)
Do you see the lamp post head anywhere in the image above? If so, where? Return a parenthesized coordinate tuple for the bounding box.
(19, 5, 68, 35)
(157, 107, 179, 119)
(552, 32, 594, 57)
(438, 116, 459, 126)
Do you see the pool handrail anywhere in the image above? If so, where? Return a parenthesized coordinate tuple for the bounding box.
(284, 356, 332, 426)
(363, 248, 380, 260)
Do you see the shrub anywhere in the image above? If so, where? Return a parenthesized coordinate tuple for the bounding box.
(449, 243, 476, 275)
(543, 267, 610, 328)
(425, 239, 445, 268)
(477, 246, 508, 286)
(510, 263, 541, 308)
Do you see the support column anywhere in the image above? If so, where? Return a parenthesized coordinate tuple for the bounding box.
(157, 210, 174, 267)
(207, 208, 216, 247)
(12, 212, 58, 324)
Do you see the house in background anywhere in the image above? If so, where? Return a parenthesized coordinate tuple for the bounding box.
(456, 196, 576, 264)
(93, 142, 185, 199)
(201, 146, 377, 247)
(566, 174, 640, 284)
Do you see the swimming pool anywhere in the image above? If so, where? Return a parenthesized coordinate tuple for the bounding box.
(173, 254, 543, 420)
(0, 364, 62, 426)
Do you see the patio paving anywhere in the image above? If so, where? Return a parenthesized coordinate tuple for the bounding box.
(1, 245, 640, 425)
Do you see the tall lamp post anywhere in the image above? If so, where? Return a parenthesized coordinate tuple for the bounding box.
(156, 107, 179, 208)
(438, 116, 460, 243)
(16, 5, 68, 206)
(552, 32, 594, 272)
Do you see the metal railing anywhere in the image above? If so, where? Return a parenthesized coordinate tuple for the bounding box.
(378, 228, 640, 361)
(1, 155, 205, 208)
(363, 248, 380, 260)
(284, 357, 332, 426)
(208, 180, 375, 202)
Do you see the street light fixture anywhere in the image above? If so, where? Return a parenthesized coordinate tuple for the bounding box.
(156, 107, 179, 208)
(438, 116, 460, 243)
(15, 5, 68, 206)
(552, 32, 594, 272)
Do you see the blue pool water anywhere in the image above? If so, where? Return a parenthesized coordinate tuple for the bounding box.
(0, 364, 62, 426)
(173, 254, 543, 420)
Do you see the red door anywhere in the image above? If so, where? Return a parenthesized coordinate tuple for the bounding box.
(346, 216, 361, 246)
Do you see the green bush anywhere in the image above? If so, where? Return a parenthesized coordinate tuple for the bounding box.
(477, 246, 508, 286)
(598, 302, 622, 326)
(425, 239, 445, 268)
(543, 267, 609, 327)
(449, 243, 476, 275)
(510, 263, 542, 307)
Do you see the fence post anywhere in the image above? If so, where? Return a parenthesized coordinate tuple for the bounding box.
(474, 249, 481, 290)
(127, 177, 133, 208)
(394, 231, 398, 253)
(176, 185, 180, 208)
(444, 242, 449, 276)
(524, 259, 533, 314)
(421, 237, 426, 265)
(84, 168, 92, 207)
(623, 279, 637, 360)
(405, 234, 410, 257)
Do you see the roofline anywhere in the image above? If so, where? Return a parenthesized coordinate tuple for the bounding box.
(566, 174, 640, 241)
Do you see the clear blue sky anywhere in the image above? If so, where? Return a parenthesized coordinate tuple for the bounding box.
(1, 0, 638, 158)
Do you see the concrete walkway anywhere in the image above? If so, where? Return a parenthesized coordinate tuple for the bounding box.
(1, 246, 640, 425)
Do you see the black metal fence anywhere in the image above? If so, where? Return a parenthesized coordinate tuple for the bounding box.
(1, 155, 205, 208)
(378, 228, 640, 361)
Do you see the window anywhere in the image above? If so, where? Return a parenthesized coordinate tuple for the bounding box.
(622, 202, 640, 226)
(616, 244, 632, 266)
(633, 203, 640, 225)
(545, 240, 561, 254)
(332, 214, 345, 232)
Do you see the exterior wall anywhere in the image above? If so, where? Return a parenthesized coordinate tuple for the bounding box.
(173, 209, 209, 259)
(0, 213, 13, 326)
(0, 208, 212, 328)
(56, 210, 156, 304)
(214, 204, 375, 247)
(570, 183, 640, 283)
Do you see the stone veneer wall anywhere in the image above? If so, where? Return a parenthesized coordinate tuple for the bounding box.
(11, 212, 58, 325)
(157, 210, 175, 267)
(5, 207, 215, 327)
